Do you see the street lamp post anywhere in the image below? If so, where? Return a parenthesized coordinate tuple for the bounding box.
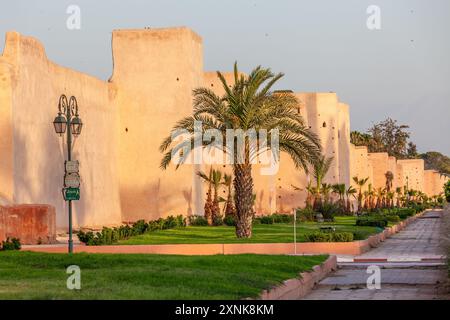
(53, 95, 83, 253)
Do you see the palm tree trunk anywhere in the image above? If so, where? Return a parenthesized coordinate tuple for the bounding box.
(233, 163, 254, 238)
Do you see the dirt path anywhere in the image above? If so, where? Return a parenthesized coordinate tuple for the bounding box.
(302, 210, 449, 300)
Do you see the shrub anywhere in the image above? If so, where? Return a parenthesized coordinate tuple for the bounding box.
(305, 232, 353, 242)
(212, 216, 224, 226)
(252, 217, 262, 225)
(445, 181, 450, 202)
(223, 215, 236, 226)
(385, 215, 400, 223)
(188, 215, 208, 226)
(396, 208, 416, 220)
(356, 216, 388, 228)
(78, 215, 187, 245)
(271, 214, 294, 223)
(316, 202, 339, 221)
(331, 232, 354, 242)
(132, 220, 148, 234)
(296, 208, 315, 222)
(259, 216, 274, 224)
(0, 237, 21, 251)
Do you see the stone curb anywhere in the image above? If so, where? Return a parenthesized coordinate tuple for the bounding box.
(21, 210, 430, 256)
(257, 255, 337, 300)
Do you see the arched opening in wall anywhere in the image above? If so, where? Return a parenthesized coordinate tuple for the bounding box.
(322, 122, 327, 128)
(211, 83, 214, 87)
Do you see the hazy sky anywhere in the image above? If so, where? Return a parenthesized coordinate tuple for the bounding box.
(1, 0, 449, 154)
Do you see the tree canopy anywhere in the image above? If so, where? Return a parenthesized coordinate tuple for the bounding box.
(350, 118, 417, 159)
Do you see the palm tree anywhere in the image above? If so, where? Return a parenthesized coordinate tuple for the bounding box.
(375, 187, 386, 209)
(345, 186, 357, 213)
(293, 182, 314, 208)
(385, 171, 394, 193)
(160, 63, 321, 238)
(332, 183, 346, 211)
(197, 168, 213, 224)
(197, 169, 223, 224)
(367, 183, 375, 210)
(395, 187, 402, 207)
(312, 156, 334, 210)
(222, 174, 236, 217)
(353, 176, 369, 212)
(321, 183, 333, 204)
(386, 191, 394, 208)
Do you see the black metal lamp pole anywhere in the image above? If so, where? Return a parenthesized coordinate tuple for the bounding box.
(53, 95, 83, 253)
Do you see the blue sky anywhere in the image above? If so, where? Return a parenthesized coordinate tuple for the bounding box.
(1, 0, 449, 154)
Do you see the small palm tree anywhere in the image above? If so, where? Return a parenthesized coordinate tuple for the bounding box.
(197, 168, 214, 224)
(375, 187, 386, 209)
(197, 168, 223, 224)
(353, 176, 369, 212)
(345, 186, 357, 213)
(332, 183, 346, 211)
(160, 63, 321, 238)
(222, 174, 236, 217)
(395, 187, 403, 207)
(385, 171, 394, 193)
(293, 182, 314, 208)
(367, 183, 375, 210)
(312, 156, 334, 210)
(386, 191, 395, 208)
(321, 183, 333, 204)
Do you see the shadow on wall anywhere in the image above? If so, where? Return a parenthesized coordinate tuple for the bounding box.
(276, 187, 306, 214)
(120, 180, 192, 222)
(13, 124, 65, 225)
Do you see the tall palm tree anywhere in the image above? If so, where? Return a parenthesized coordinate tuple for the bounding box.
(353, 176, 369, 212)
(312, 156, 334, 210)
(160, 63, 321, 238)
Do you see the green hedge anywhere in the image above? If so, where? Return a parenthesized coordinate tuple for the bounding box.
(0, 237, 21, 251)
(305, 232, 354, 242)
(356, 216, 388, 228)
(78, 215, 186, 246)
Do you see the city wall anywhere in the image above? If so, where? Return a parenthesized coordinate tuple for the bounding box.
(0, 27, 447, 229)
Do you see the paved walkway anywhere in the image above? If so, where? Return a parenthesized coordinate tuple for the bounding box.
(303, 210, 449, 300)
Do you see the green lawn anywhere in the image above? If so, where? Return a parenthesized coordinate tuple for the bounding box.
(0, 251, 327, 300)
(119, 216, 381, 245)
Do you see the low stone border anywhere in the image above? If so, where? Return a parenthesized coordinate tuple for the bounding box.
(22, 211, 429, 255)
(257, 255, 337, 300)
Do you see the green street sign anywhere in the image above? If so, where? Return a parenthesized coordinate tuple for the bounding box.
(64, 187, 80, 201)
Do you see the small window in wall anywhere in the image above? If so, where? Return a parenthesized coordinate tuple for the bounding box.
(323, 122, 327, 128)
(176, 77, 180, 81)
(211, 83, 214, 87)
